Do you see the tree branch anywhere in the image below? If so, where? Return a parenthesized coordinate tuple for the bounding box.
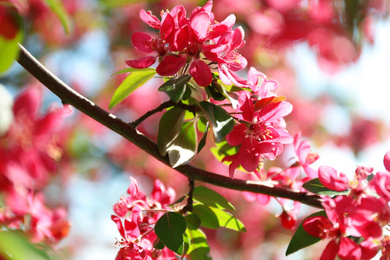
(16, 44, 323, 209)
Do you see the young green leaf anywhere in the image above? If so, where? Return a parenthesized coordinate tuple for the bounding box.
(154, 212, 187, 254)
(157, 107, 185, 156)
(302, 178, 349, 196)
(109, 69, 156, 109)
(0, 230, 55, 260)
(210, 140, 239, 161)
(111, 67, 156, 76)
(185, 228, 211, 259)
(158, 75, 192, 103)
(193, 186, 235, 211)
(0, 30, 23, 74)
(286, 211, 327, 256)
(199, 101, 234, 142)
(167, 120, 197, 168)
(193, 204, 246, 232)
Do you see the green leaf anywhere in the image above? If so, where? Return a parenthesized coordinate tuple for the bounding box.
(158, 75, 192, 103)
(193, 186, 235, 211)
(193, 205, 246, 232)
(302, 178, 349, 196)
(167, 120, 197, 168)
(157, 107, 185, 156)
(206, 82, 225, 101)
(199, 101, 234, 142)
(109, 69, 156, 109)
(0, 230, 55, 260)
(153, 238, 165, 250)
(99, 0, 157, 7)
(111, 67, 156, 76)
(197, 121, 209, 154)
(185, 213, 201, 230)
(286, 211, 327, 256)
(185, 229, 211, 259)
(154, 212, 187, 254)
(44, 0, 71, 34)
(0, 30, 23, 75)
(210, 140, 238, 161)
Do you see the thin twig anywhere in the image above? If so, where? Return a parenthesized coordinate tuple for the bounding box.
(130, 100, 175, 128)
(180, 179, 195, 214)
(16, 43, 323, 209)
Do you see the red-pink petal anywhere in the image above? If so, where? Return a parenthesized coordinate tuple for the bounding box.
(126, 56, 156, 69)
(111, 215, 125, 239)
(318, 166, 349, 191)
(131, 32, 154, 53)
(139, 9, 160, 29)
(302, 215, 332, 238)
(384, 151, 390, 172)
(338, 237, 362, 260)
(156, 55, 186, 76)
(190, 11, 210, 41)
(189, 59, 212, 87)
(320, 240, 339, 260)
(257, 101, 293, 123)
(226, 123, 247, 146)
(13, 87, 42, 120)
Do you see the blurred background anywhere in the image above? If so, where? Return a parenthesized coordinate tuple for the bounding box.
(1, 0, 390, 259)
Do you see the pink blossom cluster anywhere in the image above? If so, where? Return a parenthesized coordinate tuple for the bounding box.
(223, 68, 293, 178)
(0, 87, 70, 243)
(241, 131, 319, 229)
(126, 0, 248, 87)
(303, 151, 390, 260)
(111, 178, 177, 260)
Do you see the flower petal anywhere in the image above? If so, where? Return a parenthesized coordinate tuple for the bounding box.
(139, 9, 160, 29)
(189, 59, 212, 87)
(156, 55, 186, 76)
(318, 165, 348, 191)
(126, 56, 156, 69)
(131, 32, 154, 53)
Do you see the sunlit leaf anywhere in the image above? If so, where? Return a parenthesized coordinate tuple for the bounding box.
(185, 213, 201, 230)
(157, 107, 185, 156)
(286, 211, 327, 256)
(44, 0, 71, 34)
(185, 228, 211, 259)
(109, 69, 156, 109)
(199, 101, 234, 142)
(0, 230, 55, 260)
(0, 30, 23, 74)
(99, 0, 157, 7)
(111, 67, 156, 76)
(210, 140, 238, 161)
(193, 204, 246, 232)
(155, 212, 187, 254)
(167, 120, 197, 168)
(158, 75, 192, 103)
(193, 186, 235, 211)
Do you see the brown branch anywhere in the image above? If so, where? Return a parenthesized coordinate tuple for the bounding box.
(16, 44, 323, 209)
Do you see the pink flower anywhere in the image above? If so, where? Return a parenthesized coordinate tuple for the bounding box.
(224, 93, 292, 177)
(318, 165, 349, 192)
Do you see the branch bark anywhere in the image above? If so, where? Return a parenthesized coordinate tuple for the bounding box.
(16, 44, 323, 209)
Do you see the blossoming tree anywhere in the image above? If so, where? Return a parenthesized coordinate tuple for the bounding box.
(1, 0, 390, 259)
